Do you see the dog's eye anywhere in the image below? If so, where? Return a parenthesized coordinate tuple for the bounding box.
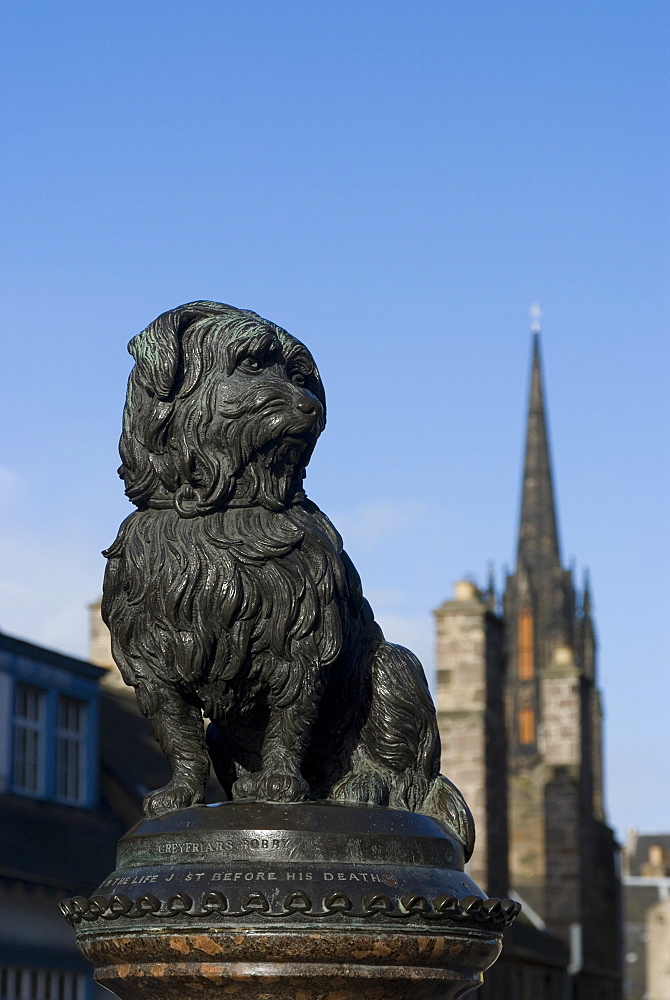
(240, 356, 262, 372)
(291, 372, 306, 386)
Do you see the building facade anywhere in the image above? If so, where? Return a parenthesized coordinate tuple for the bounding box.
(436, 327, 622, 999)
(622, 830, 670, 1000)
(0, 629, 170, 998)
(0, 633, 108, 998)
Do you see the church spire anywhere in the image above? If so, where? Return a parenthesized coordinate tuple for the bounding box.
(583, 568, 592, 615)
(516, 308, 561, 574)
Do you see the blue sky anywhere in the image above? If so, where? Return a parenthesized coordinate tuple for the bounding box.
(0, 1, 667, 838)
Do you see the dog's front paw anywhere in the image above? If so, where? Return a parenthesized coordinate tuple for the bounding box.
(232, 770, 309, 803)
(232, 772, 260, 801)
(143, 778, 205, 818)
(256, 770, 310, 803)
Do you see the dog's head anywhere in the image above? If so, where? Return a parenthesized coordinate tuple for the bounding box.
(119, 302, 326, 516)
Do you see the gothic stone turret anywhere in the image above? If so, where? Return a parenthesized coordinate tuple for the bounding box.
(436, 324, 622, 1000)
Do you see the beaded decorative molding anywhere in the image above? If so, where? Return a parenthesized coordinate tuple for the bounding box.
(61, 889, 520, 928)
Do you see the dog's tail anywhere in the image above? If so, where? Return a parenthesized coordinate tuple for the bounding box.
(367, 637, 441, 809)
(330, 632, 439, 811)
(329, 632, 475, 859)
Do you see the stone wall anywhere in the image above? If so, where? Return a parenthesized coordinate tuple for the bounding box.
(543, 766, 581, 941)
(646, 897, 670, 1000)
(508, 768, 545, 915)
(541, 651, 581, 767)
(434, 581, 507, 895)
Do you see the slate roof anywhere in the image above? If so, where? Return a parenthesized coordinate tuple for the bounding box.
(627, 833, 670, 876)
(504, 915, 570, 968)
(0, 793, 120, 894)
(0, 631, 103, 682)
(99, 684, 172, 813)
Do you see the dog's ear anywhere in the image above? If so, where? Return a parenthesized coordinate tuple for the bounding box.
(128, 309, 184, 400)
(120, 302, 237, 512)
(120, 305, 204, 509)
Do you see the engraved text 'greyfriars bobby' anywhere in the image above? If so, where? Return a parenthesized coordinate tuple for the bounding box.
(101, 301, 472, 849)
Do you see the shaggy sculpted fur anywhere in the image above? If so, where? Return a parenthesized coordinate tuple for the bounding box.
(102, 301, 473, 856)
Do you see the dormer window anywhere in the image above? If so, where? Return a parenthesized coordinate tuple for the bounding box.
(0, 637, 102, 809)
(13, 684, 46, 796)
(56, 695, 88, 804)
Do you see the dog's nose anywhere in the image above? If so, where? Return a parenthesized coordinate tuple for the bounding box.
(297, 398, 322, 417)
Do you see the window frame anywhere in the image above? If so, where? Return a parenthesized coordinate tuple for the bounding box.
(55, 694, 88, 805)
(12, 683, 47, 798)
(518, 605, 535, 681)
(519, 702, 536, 745)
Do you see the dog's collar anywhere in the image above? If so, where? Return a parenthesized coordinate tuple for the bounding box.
(144, 492, 306, 513)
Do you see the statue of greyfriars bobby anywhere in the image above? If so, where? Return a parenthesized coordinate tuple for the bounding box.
(102, 301, 471, 842)
(63, 302, 518, 1000)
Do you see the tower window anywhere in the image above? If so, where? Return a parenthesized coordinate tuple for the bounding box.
(518, 606, 534, 680)
(13, 684, 46, 795)
(519, 703, 535, 745)
(56, 696, 87, 804)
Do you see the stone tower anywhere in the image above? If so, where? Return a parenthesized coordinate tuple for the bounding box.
(505, 328, 620, 994)
(434, 580, 508, 898)
(88, 598, 126, 688)
(436, 320, 621, 998)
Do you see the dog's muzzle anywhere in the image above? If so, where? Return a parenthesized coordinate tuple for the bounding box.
(296, 396, 323, 424)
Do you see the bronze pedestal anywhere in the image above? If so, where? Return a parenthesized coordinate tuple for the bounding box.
(62, 802, 518, 999)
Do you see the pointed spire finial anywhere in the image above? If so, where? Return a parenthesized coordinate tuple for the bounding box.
(583, 568, 592, 614)
(516, 316, 561, 572)
(530, 302, 542, 334)
(486, 561, 496, 611)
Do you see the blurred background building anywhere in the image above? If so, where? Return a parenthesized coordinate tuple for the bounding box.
(0, 631, 170, 998)
(622, 830, 670, 1000)
(436, 325, 622, 999)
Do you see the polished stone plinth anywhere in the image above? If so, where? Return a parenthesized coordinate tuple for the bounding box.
(61, 802, 519, 999)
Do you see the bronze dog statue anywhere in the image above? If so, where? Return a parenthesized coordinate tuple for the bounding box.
(102, 301, 473, 856)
